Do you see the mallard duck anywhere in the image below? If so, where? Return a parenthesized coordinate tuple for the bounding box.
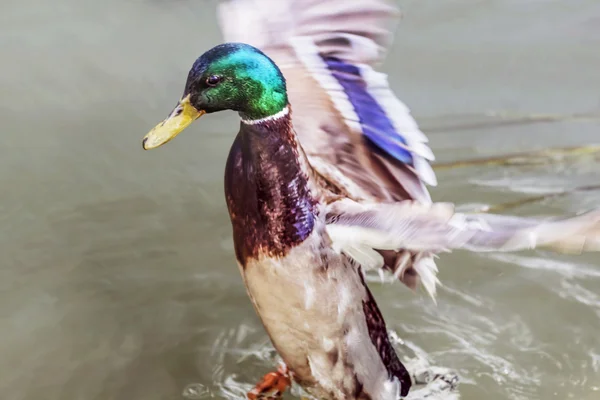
(141, 1, 600, 399)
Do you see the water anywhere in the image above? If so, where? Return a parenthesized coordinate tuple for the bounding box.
(1, 0, 600, 399)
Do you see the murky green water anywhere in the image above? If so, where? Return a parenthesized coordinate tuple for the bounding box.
(1, 0, 600, 399)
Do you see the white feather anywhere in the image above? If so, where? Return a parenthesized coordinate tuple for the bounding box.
(327, 199, 600, 300)
(413, 256, 441, 301)
(289, 37, 364, 136)
(358, 65, 438, 187)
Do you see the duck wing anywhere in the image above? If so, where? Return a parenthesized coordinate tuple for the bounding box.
(325, 199, 600, 299)
(217, 0, 436, 204)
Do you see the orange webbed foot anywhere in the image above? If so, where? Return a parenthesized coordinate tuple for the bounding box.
(247, 364, 291, 400)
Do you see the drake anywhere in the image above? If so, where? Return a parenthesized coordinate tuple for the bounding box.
(142, 40, 600, 399)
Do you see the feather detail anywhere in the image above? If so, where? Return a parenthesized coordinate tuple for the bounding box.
(218, 0, 399, 64)
(218, 0, 436, 203)
(326, 199, 600, 298)
(357, 65, 437, 187)
(324, 58, 414, 165)
(412, 255, 440, 302)
(288, 37, 364, 135)
(373, 154, 432, 204)
(327, 199, 600, 254)
(289, 36, 436, 199)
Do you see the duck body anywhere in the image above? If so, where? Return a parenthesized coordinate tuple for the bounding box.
(224, 110, 412, 399)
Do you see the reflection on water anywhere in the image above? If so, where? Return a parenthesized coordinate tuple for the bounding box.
(1, 0, 600, 399)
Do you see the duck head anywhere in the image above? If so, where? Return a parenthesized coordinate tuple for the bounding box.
(142, 42, 288, 150)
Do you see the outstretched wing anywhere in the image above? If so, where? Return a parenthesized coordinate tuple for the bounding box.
(325, 199, 600, 298)
(218, 0, 436, 204)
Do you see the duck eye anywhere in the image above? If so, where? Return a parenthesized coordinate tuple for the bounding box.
(206, 75, 222, 87)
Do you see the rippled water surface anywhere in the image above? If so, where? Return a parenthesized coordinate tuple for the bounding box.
(2, 0, 600, 399)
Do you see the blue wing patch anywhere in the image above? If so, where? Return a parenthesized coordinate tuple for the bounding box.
(322, 57, 414, 166)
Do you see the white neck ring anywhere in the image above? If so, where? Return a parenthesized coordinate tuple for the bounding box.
(241, 106, 289, 125)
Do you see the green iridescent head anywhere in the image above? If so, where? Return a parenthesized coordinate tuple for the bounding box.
(142, 43, 288, 150)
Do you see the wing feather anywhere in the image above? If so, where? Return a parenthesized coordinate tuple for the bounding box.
(218, 0, 436, 202)
(325, 199, 600, 298)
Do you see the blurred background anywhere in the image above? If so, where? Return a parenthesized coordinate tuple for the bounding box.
(1, 0, 600, 399)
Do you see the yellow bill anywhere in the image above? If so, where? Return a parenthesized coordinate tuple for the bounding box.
(142, 95, 205, 150)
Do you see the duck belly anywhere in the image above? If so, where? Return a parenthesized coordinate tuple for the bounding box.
(240, 235, 405, 400)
